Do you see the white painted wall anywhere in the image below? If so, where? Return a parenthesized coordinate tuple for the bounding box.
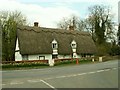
(72, 48, 76, 53)
(15, 38, 22, 61)
(76, 54, 81, 58)
(15, 52, 22, 61)
(53, 49, 58, 54)
(58, 55, 71, 59)
(58, 54, 81, 59)
(64, 55, 72, 58)
(15, 53, 52, 62)
(28, 54, 52, 60)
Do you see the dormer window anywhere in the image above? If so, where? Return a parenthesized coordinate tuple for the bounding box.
(52, 43, 57, 49)
(71, 44, 76, 48)
(52, 39, 58, 49)
(71, 40, 77, 49)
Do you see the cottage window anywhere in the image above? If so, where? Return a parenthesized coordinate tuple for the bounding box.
(22, 55, 28, 60)
(52, 55, 58, 59)
(71, 44, 76, 48)
(52, 39, 58, 49)
(39, 56, 45, 60)
(71, 40, 77, 49)
(81, 54, 86, 57)
(52, 43, 57, 49)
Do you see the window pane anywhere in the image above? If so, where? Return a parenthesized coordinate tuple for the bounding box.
(53, 43, 57, 48)
(22, 55, 28, 60)
(72, 44, 76, 48)
(52, 55, 58, 59)
(39, 56, 45, 60)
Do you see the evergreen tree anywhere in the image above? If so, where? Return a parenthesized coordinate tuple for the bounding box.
(118, 23, 120, 46)
(0, 11, 27, 61)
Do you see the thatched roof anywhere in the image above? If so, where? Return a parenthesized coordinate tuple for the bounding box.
(17, 26, 97, 55)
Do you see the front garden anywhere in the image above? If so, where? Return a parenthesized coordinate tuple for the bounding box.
(1, 55, 119, 70)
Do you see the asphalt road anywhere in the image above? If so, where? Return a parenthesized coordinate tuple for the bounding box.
(2, 60, 119, 89)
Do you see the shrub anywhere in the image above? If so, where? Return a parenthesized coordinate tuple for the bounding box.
(109, 45, 120, 56)
(96, 43, 111, 56)
(54, 59, 92, 66)
(2, 61, 49, 69)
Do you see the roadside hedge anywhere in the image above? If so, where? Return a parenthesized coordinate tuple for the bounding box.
(2, 61, 49, 69)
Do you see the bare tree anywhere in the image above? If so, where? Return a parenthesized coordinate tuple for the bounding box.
(57, 15, 86, 31)
(86, 5, 114, 44)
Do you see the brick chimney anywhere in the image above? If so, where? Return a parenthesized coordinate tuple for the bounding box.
(69, 25, 74, 31)
(34, 22, 38, 27)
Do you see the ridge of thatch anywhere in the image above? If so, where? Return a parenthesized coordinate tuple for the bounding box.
(17, 26, 97, 55)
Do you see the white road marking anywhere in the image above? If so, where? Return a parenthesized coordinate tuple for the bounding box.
(53, 73, 87, 79)
(40, 80, 57, 90)
(27, 79, 41, 83)
(88, 71, 96, 74)
(104, 69, 111, 71)
(77, 73, 87, 76)
(55, 75, 67, 79)
(44, 77, 53, 80)
(10, 81, 23, 85)
(44, 68, 117, 80)
(112, 68, 117, 70)
(3, 67, 117, 86)
(2, 84, 6, 86)
(96, 70, 105, 73)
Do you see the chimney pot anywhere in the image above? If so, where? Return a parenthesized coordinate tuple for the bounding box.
(34, 22, 38, 27)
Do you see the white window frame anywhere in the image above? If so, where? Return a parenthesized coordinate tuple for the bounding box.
(52, 39, 58, 49)
(71, 40, 77, 49)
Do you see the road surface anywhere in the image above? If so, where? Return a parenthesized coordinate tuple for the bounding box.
(2, 60, 119, 89)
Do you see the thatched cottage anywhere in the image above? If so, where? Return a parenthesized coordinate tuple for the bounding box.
(15, 22, 97, 62)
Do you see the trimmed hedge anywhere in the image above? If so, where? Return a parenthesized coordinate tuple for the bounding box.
(55, 59, 92, 66)
(2, 61, 49, 69)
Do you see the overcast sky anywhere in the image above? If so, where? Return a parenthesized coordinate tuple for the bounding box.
(0, 0, 119, 28)
(118, 1, 120, 23)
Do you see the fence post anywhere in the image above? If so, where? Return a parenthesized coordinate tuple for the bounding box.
(76, 58, 79, 64)
(49, 59, 54, 66)
(99, 57, 102, 62)
(92, 58, 94, 62)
